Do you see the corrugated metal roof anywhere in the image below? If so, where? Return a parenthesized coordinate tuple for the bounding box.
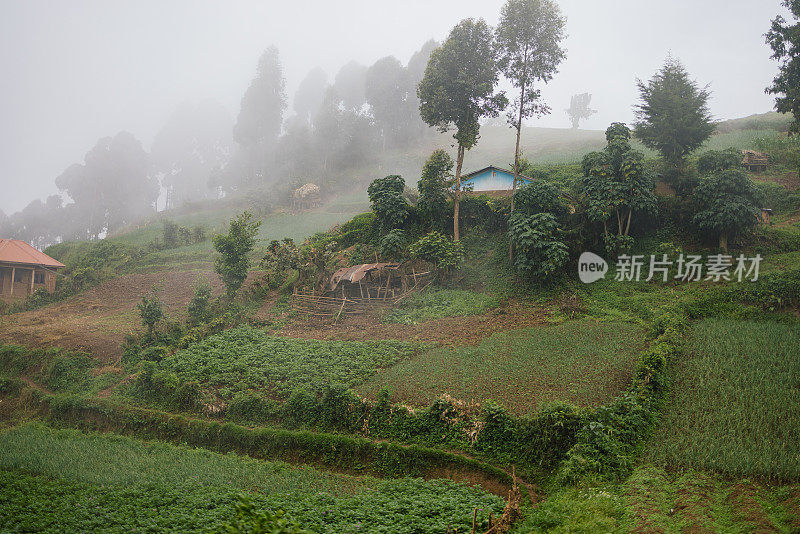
(0, 239, 65, 268)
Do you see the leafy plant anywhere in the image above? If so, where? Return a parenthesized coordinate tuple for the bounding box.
(367, 175, 408, 233)
(137, 290, 165, 335)
(378, 229, 406, 260)
(408, 232, 465, 276)
(213, 211, 262, 298)
(187, 279, 214, 326)
(508, 212, 568, 279)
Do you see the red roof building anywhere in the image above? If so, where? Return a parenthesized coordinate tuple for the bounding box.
(0, 239, 65, 301)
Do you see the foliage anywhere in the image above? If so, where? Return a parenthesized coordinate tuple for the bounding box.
(378, 229, 407, 261)
(417, 149, 453, 231)
(408, 232, 465, 275)
(581, 123, 657, 250)
(557, 316, 683, 483)
(513, 181, 568, 219)
(155, 326, 423, 399)
(692, 168, 762, 248)
(765, 0, 800, 134)
(418, 18, 507, 240)
(187, 279, 214, 326)
(160, 219, 206, 249)
(260, 238, 304, 289)
(508, 212, 568, 278)
(336, 212, 379, 248)
(646, 319, 800, 479)
(696, 147, 743, 174)
(213, 211, 262, 298)
(633, 57, 715, 166)
(367, 175, 408, 232)
(219, 496, 310, 534)
(755, 134, 800, 173)
(496, 0, 567, 218)
(137, 290, 165, 335)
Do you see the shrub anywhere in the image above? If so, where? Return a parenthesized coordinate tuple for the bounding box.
(408, 232, 465, 276)
(508, 213, 569, 279)
(337, 212, 379, 248)
(137, 291, 164, 335)
(367, 175, 408, 233)
(213, 211, 262, 298)
(378, 229, 406, 260)
(187, 279, 214, 326)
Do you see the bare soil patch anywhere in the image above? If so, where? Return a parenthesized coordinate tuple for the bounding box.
(277, 301, 551, 346)
(0, 269, 222, 363)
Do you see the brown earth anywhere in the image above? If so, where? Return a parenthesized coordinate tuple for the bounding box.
(276, 301, 551, 346)
(728, 482, 779, 534)
(0, 269, 222, 363)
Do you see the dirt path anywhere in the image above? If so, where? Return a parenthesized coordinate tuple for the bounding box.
(277, 301, 552, 346)
(0, 269, 223, 364)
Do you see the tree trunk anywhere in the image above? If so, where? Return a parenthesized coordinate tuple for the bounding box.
(454, 145, 464, 242)
(509, 83, 525, 262)
(719, 232, 728, 252)
(624, 210, 632, 236)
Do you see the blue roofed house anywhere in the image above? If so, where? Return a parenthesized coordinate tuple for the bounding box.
(460, 165, 534, 197)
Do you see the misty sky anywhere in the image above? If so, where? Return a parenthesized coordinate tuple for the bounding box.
(0, 0, 790, 214)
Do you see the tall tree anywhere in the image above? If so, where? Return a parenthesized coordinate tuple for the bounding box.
(565, 93, 597, 129)
(634, 57, 715, 168)
(233, 47, 287, 185)
(294, 67, 328, 123)
(418, 19, 507, 241)
(333, 61, 368, 110)
(313, 87, 344, 180)
(151, 100, 232, 208)
(55, 132, 156, 239)
(496, 0, 566, 259)
(365, 56, 412, 150)
(766, 0, 800, 134)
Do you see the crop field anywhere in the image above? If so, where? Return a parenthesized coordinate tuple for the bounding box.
(158, 325, 426, 399)
(383, 288, 501, 324)
(646, 319, 800, 479)
(358, 319, 646, 416)
(0, 424, 503, 533)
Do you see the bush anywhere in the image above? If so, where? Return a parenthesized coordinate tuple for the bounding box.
(508, 213, 569, 279)
(408, 232, 465, 276)
(378, 229, 406, 260)
(137, 291, 164, 335)
(187, 279, 214, 326)
(367, 175, 408, 233)
(337, 212, 379, 248)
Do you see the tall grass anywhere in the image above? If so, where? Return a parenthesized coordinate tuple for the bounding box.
(646, 319, 800, 479)
(358, 319, 646, 416)
(383, 288, 501, 324)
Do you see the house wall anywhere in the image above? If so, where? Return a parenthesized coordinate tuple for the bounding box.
(0, 265, 57, 301)
(462, 169, 532, 192)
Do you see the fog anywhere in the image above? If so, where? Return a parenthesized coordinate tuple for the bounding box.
(0, 0, 789, 214)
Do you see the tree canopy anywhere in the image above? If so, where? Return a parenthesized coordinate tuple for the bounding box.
(565, 93, 597, 129)
(581, 123, 657, 249)
(213, 211, 262, 298)
(417, 150, 454, 231)
(634, 57, 715, 166)
(418, 18, 507, 240)
(693, 169, 762, 250)
(766, 0, 800, 134)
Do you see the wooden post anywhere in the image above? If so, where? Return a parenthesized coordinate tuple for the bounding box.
(30, 268, 35, 295)
(9, 266, 15, 297)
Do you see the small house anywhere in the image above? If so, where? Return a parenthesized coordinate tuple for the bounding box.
(742, 150, 768, 173)
(0, 239, 65, 301)
(459, 166, 535, 197)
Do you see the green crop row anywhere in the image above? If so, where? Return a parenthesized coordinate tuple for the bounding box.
(30, 391, 514, 493)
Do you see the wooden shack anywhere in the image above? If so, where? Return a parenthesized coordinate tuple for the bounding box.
(0, 238, 65, 301)
(742, 150, 768, 173)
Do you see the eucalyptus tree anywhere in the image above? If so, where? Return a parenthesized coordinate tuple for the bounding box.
(496, 0, 566, 232)
(234, 46, 287, 186)
(418, 18, 507, 241)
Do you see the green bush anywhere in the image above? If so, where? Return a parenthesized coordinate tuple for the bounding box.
(408, 232, 465, 276)
(337, 212, 379, 248)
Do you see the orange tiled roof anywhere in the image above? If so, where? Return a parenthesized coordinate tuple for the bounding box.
(0, 239, 65, 268)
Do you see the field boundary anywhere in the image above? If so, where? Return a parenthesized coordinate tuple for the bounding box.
(25, 391, 516, 497)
